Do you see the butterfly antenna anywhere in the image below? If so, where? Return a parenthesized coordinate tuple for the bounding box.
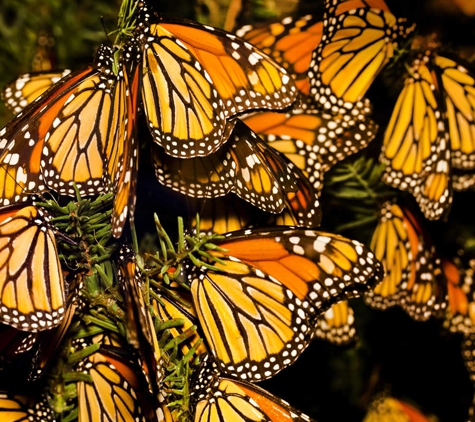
(195, 170, 215, 236)
(101, 16, 113, 47)
(177, 168, 194, 235)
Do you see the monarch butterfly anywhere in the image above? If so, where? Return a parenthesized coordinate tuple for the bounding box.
(365, 201, 414, 311)
(188, 162, 322, 235)
(190, 353, 317, 422)
(308, 0, 415, 115)
(133, 3, 298, 159)
(152, 120, 299, 214)
(188, 226, 383, 380)
(314, 300, 356, 345)
(191, 203, 350, 344)
(236, 14, 323, 96)
(0, 44, 139, 238)
(381, 47, 475, 219)
(75, 331, 157, 422)
(188, 195, 256, 235)
(2, 69, 71, 115)
(363, 394, 432, 422)
(0, 325, 38, 362)
(189, 254, 314, 381)
(442, 257, 475, 335)
(0, 390, 54, 421)
(213, 226, 383, 319)
(26, 302, 77, 382)
(380, 52, 452, 221)
(0, 203, 66, 332)
(117, 246, 163, 400)
(365, 201, 447, 321)
(242, 105, 378, 194)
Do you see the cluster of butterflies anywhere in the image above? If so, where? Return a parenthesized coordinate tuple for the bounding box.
(0, 0, 475, 420)
(365, 198, 475, 418)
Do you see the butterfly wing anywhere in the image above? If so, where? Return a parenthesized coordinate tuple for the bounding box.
(2, 69, 72, 114)
(214, 226, 384, 322)
(463, 331, 475, 392)
(188, 195, 255, 235)
(243, 106, 378, 194)
(74, 329, 158, 422)
(453, 171, 475, 191)
(135, 5, 297, 158)
(135, 11, 228, 158)
(0, 390, 53, 422)
(77, 349, 148, 422)
(153, 292, 208, 359)
(308, 0, 415, 114)
(381, 54, 452, 220)
(0, 45, 121, 205)
(190, 354, 317, 422)
(27, 302, 76, 381)
(365, 201, 413, 310)
(401, 246, 447, 322)
(314, 300, 357, 345)
(159, 18, 298, 117)
(0, 325, 38, 359)
(267, 160, 322, 228)
(0, 204, 65, 332)
(434, 54, 475, 170)
(442, 258, 474, 334)
(190, 256, 313, 381)
(152, 120, 298, 214)
(236, 14, 323, 96)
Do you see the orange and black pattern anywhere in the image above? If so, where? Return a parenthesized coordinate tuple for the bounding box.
(365, 201, 447, 321)
(308, 0, 415, 115)
(190, 354, 317, 422)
